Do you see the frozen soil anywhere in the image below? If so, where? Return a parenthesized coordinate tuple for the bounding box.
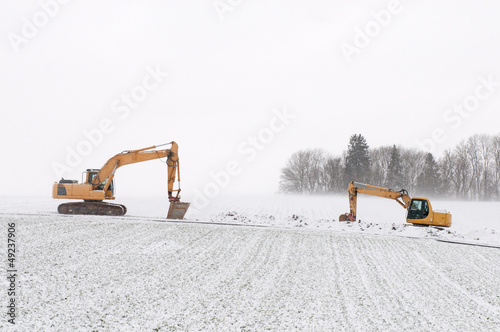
(1, 214, 500, 331)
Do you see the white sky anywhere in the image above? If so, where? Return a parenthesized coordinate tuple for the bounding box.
(1, 1, 500, 199)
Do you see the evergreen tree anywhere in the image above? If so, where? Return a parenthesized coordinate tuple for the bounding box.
(386, 145, 404, 189)
(417, 152, 441, 195)
(345, 134, 370, 182)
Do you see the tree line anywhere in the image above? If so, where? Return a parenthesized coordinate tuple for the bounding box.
(279, 133, 500, 200)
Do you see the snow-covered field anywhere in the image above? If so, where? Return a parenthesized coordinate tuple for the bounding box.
(3, 194, 497, 246)
(1, 195, 500, 330)
(185, 194, 500, 247)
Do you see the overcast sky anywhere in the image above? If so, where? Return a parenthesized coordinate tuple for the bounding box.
(1, 1, 500, 200)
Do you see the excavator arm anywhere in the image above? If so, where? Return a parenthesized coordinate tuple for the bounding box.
(345, 181, 411, 221)
(91, 142, 181, 201)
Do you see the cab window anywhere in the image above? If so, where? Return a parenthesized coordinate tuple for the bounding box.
(86, 171, 100, 184)
(86, 172, 113, 194)
(407, 199, 429, 220)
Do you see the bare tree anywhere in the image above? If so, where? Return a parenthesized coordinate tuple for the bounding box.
(304, 149, 326, 192)
(478, 134, 493, 200)
(400, 148, 426, 193)
(321, 156, 344, 192)
(369, 146, 392, 186)
(279, 149, 326, 193)
(492, 134, 500, 199)
(439, 149, 455, 197)
(455, 141, 473, 199)
(467, 135, 484, 200)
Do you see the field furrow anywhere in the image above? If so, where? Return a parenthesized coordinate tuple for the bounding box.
(1, 215, 499, 331)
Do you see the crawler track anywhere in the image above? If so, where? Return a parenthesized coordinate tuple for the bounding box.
(57, 202, 127, 216)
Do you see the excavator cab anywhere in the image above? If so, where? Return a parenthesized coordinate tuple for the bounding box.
(406, 199, 429, 220)
(406, 197, 452, 227)
(84, 169, 115, 198)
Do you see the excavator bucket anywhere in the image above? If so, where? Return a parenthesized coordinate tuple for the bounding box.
(338, 214, 349, 222)
(167, 202, 191, 220)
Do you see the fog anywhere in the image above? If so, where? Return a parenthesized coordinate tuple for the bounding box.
(1, 1, 500, 199)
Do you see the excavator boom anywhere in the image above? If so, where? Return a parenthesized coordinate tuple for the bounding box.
(89, 142, 180, 200)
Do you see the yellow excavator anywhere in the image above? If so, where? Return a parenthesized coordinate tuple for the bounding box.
(52, 141, 190, 219)
(339, 181, 452, 227)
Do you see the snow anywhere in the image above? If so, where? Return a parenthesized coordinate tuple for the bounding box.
(3, 194, 497, 246)
(115, 193, 499, 246)
(1, 195, 500, 330)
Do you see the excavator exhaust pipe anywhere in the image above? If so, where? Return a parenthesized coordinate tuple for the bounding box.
(167, 202, 191, 219)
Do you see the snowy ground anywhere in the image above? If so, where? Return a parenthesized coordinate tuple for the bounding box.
(3, 194, 497, 246)
(1, 214, 500, 331)
(1, 195, 500, 330)
(185, 194, 500, 247)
